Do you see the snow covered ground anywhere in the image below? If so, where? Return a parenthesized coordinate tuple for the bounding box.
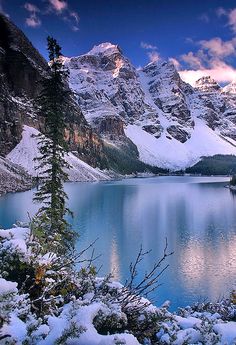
(0, 226, 235, 344)
(7, 126, 110, 182)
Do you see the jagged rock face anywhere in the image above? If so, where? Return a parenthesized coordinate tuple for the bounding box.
(93, 116, 125, 139)
(64, 48, 197, 143)
(140, 61, 194, 142)
(0, 14, 106, 168)
(188, 77, 236, 138)
(195, 76, 221, 93)
(166, 125, 191, 143)
(61, 43, 156, 137)
(141, 61, 193, 127)
(0, 14, 45, 155)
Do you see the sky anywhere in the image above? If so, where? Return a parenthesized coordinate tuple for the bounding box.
(1, 0, 236, 85)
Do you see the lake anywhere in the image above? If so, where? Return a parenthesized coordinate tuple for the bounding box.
(0, 176, 236, 310)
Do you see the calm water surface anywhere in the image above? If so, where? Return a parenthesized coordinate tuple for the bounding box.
(1, 176, 236, 310)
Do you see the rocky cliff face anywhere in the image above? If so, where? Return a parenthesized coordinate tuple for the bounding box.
(0, 13, 105, 168)
(61, 43, 155, 139)
(0, 13, 45, 156)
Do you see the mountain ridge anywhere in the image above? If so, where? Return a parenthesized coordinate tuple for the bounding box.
(61, 42, 236, 170)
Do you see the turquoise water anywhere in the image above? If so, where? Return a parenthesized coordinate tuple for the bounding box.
(1, 176, 236, 310)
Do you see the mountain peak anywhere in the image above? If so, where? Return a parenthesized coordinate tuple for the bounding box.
(88, 42, 122, 56)
(195, 76, 220, 92)
(222, 80, 236, 94)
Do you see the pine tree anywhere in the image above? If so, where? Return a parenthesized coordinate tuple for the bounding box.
(33, 36, 74, 253)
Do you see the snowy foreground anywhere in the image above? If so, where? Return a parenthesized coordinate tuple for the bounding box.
(0, 226, 236, 344)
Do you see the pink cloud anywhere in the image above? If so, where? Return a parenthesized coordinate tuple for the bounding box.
(140, 41, 157, 50)
(48, 0, 68, 13)
(24, 2, 41, 28)
(216, 7, 227, 17)
(179, 60, 236, 86)
(148, 51, 160, 63)
(215, 7, 236, 33)
(26, 15, 41, 27)
(24, 2, 40, 13)
(70, 11, 79, 23)
(181, 51, 203, 69)
(169, 57, 181, 69)
(228, 8, 236, 32)
(199, 37, 236, 58)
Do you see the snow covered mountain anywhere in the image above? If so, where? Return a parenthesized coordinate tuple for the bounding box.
(62, 43, 236, 170)
(7, 126, 110, 182)
(1, 11, 236, 177)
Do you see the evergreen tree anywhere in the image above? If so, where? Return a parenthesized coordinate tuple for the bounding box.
(33, 36, 74, 253)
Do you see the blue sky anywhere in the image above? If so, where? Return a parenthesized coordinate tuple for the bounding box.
(1, 0, 236, 85)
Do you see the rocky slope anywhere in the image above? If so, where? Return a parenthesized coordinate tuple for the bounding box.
(62, 43, 236, 170)
(0, 156, 32, 195)
(7, 126, 110, 183)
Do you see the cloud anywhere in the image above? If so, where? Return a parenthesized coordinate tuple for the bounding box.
(177, 31, 236, 85)
(69, 11, 79, 24)
(26, 15, 41, 27)
(180, 60, 236, 86)
(199, 13, 209, 23)
(48, 0, 68, 13)
(24, 2, 41, 28)
(71, 25, 79, 31)
(199, 37, 236, 58)
(62, 10, 80, 31)
(140, 7, 236, 86)
(216, 7, 236, 33)
(169, 57, 181, 69)
(228, 8, 236, 32)
(140, 41, 157, 50)
(181, 51, 203, 69)
(23, 1, 79, 31)
(216, 7, 227, 17)
(47, 1, 79, 31)
(147, 51, 160, 63)
(24, 2, 40, 13)
(140, 41, 159, 63)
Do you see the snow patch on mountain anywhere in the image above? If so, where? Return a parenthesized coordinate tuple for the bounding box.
(7, 126, 110, 182)
(125, 121, 236, 170)
(87, 42, 121, 56)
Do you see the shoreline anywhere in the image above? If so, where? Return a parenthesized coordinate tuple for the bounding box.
(0, 173, 231, 197)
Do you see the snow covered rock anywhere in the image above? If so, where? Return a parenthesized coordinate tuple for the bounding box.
(0, 156, 32, 195)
